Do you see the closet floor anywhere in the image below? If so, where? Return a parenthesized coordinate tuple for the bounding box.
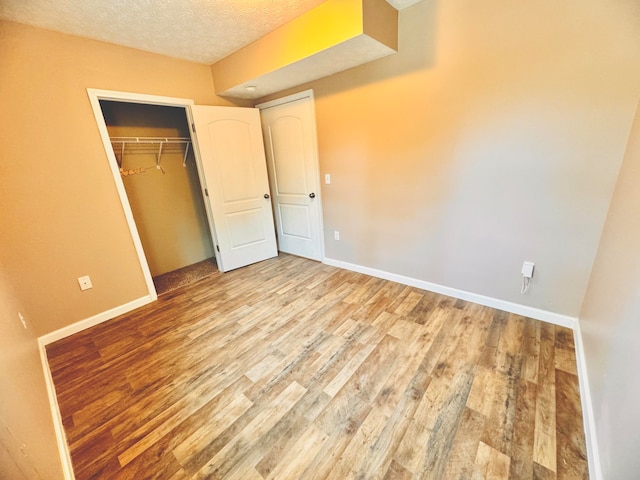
(153, 258, 217, 295)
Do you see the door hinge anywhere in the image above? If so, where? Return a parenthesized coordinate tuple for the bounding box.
(191, 122, 196, 133)
(216, 245, 220, 252)
(205, 188, 209, 197)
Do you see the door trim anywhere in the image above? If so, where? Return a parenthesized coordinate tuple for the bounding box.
(256, 89, 316, 110)
(86, 88, 221, 300)
(256, 90, 325, 260)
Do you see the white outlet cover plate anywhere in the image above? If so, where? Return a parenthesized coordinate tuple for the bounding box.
(78, 275, 93, 290)
(521, 261, 535, 278)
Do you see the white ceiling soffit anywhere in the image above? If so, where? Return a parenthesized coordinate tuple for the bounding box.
(220, 35, 396, 100)
(0, 0, 420, 65)
(387, 0, 422, 8)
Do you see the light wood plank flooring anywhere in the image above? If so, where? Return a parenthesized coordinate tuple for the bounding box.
(47, 254, 588, 479)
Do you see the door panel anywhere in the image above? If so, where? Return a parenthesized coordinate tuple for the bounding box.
(279, 204, 311, 238)
(227, 209, 266, 247)
(192, 106, 277, 272)
(213, 120, 259, 202)
(260, 95, 323, 261)
(272, 117, 307, 194)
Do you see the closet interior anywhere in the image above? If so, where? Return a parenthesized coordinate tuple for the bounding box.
(100, 101, 216, 294)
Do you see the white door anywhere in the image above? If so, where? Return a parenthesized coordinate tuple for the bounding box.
(191, 106, 277, 272)
(258, 92, 323, 261)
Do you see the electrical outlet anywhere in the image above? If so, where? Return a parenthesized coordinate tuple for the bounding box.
(334, 231, 340, 241)
(521, 261, 535, 278)
(78, 275, 93, 291)
(18, 312, 27, 329)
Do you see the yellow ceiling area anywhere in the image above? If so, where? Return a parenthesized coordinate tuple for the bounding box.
(212, 0, 399, 100)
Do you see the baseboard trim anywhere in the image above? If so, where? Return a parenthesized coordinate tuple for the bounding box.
(39, 295, 153, 346)
(323, 257, 577, 328)
(37, 294, 154, 479)
(38, 339, 75, 479)
(573, 319, 603, 480)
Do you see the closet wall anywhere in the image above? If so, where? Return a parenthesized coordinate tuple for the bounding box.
(100, 101, 214, 276)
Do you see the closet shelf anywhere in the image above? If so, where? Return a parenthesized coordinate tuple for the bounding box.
(110, 136, 192, 168)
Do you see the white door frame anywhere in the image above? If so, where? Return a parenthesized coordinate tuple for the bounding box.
(86, 88, 222, 300)
(256, 89, 325, 260)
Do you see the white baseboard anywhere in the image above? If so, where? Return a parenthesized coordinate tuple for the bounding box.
(39, 295, 153, 346)
(573, 319, 603, 480)
(38, 339, 75, 480)
(322, 257, 577, 328)
(37, 294, 154, 479)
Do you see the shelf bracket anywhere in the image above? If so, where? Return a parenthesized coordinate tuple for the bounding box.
(182, 142, 190, 167)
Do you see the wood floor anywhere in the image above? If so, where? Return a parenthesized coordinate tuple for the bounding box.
(46, 254, 588, 479)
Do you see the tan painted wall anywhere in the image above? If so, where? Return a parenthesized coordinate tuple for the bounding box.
(0, 20, 243, 336)
(102, 102, 214, 276)
(0, 265, 64, 479)
(579, 101, 640, 478)
(1, 3, 639, 475)
(257, 0, 640, 317)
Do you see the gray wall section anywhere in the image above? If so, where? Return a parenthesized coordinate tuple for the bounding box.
(580, 101, 640, 479)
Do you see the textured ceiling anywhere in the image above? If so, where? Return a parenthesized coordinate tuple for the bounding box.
(0, 0, 420, 64)
(0, 0, 326, 64)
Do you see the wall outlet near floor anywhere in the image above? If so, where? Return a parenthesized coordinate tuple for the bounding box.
(78, 275, 93, 291)
(521, 261, 535, 278)
(334, 230, 340, 240)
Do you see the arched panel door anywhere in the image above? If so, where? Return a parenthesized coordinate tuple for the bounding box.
(191, 106, 277, 272)
(259, 94, 323, 261)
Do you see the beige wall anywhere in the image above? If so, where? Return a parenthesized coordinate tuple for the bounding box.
(102, 102, 214, 276)
(2, 2, 640, 475)
(258, 0, 640, 317)
(0, 22, 241, 478)
(0, 20, 242, 336)
(579, 101, 640, 478)
(0, 265, 64, 479)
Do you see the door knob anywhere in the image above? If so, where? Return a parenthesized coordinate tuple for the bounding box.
(264, 193, 270, 199)
(309, 192, 316, 199)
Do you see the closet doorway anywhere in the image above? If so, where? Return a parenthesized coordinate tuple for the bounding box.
(86, 88, 223, 298)
(100, 100, 216, 295)
(89, 89, 279, 303)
